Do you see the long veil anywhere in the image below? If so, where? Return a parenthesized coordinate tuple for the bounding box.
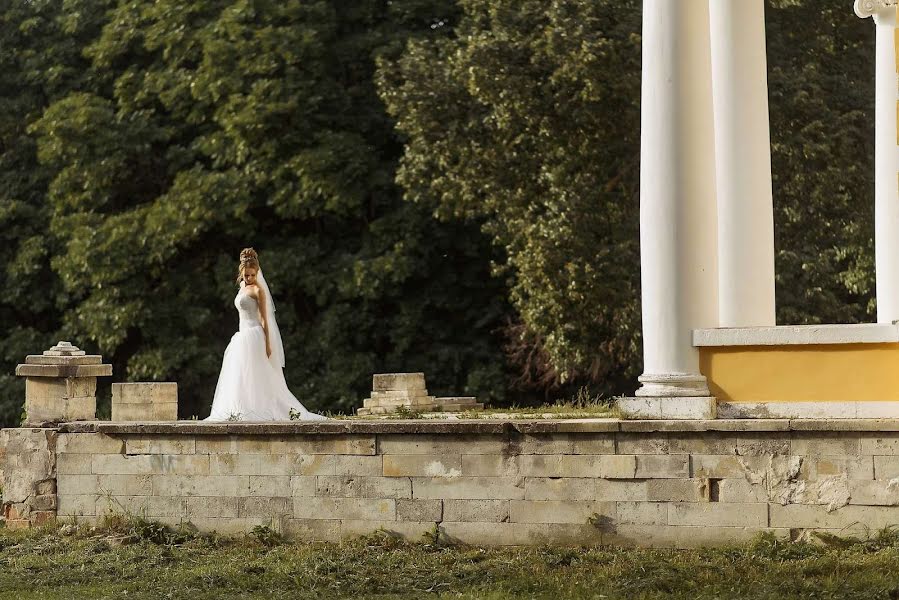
(256, 269, 285, 369)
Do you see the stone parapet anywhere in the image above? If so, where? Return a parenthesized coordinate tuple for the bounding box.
(111, 383, 178, 421)
(3, 418, 891, 546)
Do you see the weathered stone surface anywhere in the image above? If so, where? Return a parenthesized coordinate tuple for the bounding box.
(874, 456, 899, 480)
(238, 497, 292, 518)
(769, 504, 899, 529)
(462, 455, 519, 477)
(316, 476, 412, 499)
(439, 522, 604, 546)
(248, 475, 292, 497)
(510, 500, 615, 524)
(112, 383, 177, 404)
(379, 434, 506, 455)
(413, 476, 525, 500)
(26, 394, 96, 425)
(668, 502, 768, 527)
(635, 455, 689, 479)
(125, 436, 195, 455)
(518, 433, 615, 455)
(209, 454, 333, 476)
(292, 497, 396, 521)
(791, 433, 860, 456)
(334, 455, 382, 476)
(17, 364, 111, 378)
(383, 454, 462, 477)
(612, 525, 789, 549)
(595, 479, 649, 502)
(667, 434, 736, 455)
(396, 499, 443, 522)
(616, 502, 668, 525)
(150, 475, 250, 497)
(443, 499, 510, 522)
(616, 434, 669, 455)
(524, 478, 594, 501)
(646, 479, 709, 503)
(58, 433, 123, 454)
(372, 373, 426, 391)
(692, 455, 768, 479)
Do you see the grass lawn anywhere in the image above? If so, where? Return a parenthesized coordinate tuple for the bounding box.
(3, 520, 899, 599)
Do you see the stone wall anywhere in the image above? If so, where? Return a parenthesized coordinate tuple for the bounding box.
(10, 420, 899, 546)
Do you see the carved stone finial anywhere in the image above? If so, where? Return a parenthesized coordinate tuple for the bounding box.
(855, 0, 898, 19)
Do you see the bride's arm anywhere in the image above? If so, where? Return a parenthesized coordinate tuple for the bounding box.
(257, 287, 272, 358)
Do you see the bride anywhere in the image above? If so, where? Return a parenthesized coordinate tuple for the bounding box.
(206, 248, 326, 421)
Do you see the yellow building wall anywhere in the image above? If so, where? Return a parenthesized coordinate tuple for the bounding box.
(699, 343, 899, 402)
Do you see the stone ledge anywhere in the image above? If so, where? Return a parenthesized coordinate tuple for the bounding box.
(693, 323, 899, 347)
(49, 418, 899, 435)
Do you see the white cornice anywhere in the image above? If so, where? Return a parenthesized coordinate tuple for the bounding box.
(855, 0, 898, 19)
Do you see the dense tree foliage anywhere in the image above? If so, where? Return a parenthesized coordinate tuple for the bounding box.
(0, 0, 881, 423)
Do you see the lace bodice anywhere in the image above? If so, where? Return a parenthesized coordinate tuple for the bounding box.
(235, 288, 261, 328)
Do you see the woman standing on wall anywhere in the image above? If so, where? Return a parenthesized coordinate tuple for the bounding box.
(206, 248, 326, 421)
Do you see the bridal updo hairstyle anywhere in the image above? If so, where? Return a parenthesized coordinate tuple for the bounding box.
(236, 247, 260, 285)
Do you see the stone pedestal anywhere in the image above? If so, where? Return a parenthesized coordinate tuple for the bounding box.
(112, 382, 178, 421)
(15, 342, 112, 426)
(357, 373, 484, 415)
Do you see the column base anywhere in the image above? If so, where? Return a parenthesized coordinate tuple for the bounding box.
(617, 396, 717, 420)
(636, 373, 711, 397)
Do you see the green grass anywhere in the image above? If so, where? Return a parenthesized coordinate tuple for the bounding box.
(5, 520, 899, 599)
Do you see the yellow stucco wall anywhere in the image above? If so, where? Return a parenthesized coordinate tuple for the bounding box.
(699, 343, 899, 402)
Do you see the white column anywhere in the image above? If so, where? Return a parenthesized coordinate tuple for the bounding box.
(856, 0, 899, 323)
(709, 0, 777, 327)
(636, 0, 719, 401)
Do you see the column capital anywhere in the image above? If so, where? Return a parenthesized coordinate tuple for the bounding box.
(855, 0, 897, 19)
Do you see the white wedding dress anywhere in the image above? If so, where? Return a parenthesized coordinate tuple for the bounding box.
(206, 279, 326, 421)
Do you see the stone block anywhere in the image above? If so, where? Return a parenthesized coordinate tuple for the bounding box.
(443, 499, 510, 522)
(290, 476, 317, 497)
(92, 454, 209, 476)
(692, 455, 768, 479)
(58, 474, 100, 497)
(517, 455, 563, 477)
(125, 436, 195, 455)
(34, 479, 55, 496)
(196, 435, 376, 456)
(283, 518, 341, 542)
(96, 495, 149, 516)
(292, 497, 396, 521)
(150, 475, 250, 497)
(57, 453, 92, 475)
(600, 455, 638, 479)
(95, 474, 153, 496)
(595, 479, 649, 502)
(524, 478, 594, 501)
(362, 396, 436, 409)
(769, 504, 899, 530)
(412, 476, 525, 500)
(439, 522, 603, 546)
(612, 525, 789, 549)
(238, 497, 292, 518)
(808, 456, 873, 480)
(518, 434, 615, 455)
(112, 382, 177, 404)
(616, 434, 670, 455)
(372, 373, 426, 391)
(396, 499, 443, 522)
(378, 434, 506, 455)
(735, 433, 791, 455)
(145, 496, 187, 517)
(26, 377, 95, 401)
(510, 500, 615, 524)
(717, 479, 768, 503)
(646, 479, 710, 503)
(334, 455, 383, 476)
(667, 433, 736, 455)
(668, 502, 768, 527)
(32, 494, 57, 511)
(31, 511, 56, 527)
(165, 517, 272, 536)
(848, 480, 899, 506)
(209, 454, 333, 476)
(248, 475, 292, 497)
(112, 403, 178, 422)
(383, 455, 462, 477)
(183, 497, 240, 518)
(316, 476, 412, 499)
(616, 501, 668, 525)
(635, 455, 689, 478)
(339, 520, 436, 541)
(462, 455, 519, 477)
(875, 455, 899, 480)
(26, 394, 95, 424)
(58, 433, 124, 455)
(57, 494, 97, 516)
(860, 433, 899, 455)
(791, 433, 860, 456)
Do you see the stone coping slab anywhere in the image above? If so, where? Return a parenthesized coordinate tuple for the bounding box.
(693, 323, 899, 347)
(50, 418, 899, 435)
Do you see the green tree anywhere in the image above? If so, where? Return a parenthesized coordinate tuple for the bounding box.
(14, 0, 511, 420)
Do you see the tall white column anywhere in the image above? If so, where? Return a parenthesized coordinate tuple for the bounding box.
(637, 0, 719, 400)
(710, 0, 777, 327)
(856, 0, 899, 323)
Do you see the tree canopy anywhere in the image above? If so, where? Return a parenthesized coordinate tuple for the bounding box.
(0, 0, 880, 423)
